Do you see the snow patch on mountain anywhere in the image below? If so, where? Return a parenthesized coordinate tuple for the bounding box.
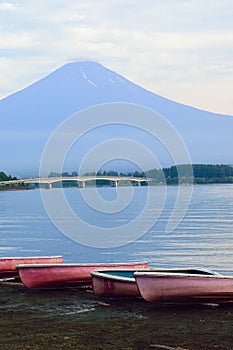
(88, 79, 97, 88)
(81, 70, 88, 80)
(80, 65, 98, 88)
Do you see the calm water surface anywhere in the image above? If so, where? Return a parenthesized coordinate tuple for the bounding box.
(0, 184, 233, 274)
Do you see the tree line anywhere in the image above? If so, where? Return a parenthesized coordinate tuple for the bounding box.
(146, 164, 233, 184)
(48, 170, 146, 178)
(0, 172, 17, 181)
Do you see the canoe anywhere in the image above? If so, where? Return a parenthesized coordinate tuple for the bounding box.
(133, 270, 233, 304)
(17, 261, 148, 289)
(91, 268, 217, 298)
(92, 269, 142, 297)
(0, 256, 63, 279)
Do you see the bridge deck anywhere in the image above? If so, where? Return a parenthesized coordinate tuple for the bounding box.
(0, 176, 152, 187)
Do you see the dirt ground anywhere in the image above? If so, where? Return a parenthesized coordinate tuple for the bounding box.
(1, 280, 233, 350)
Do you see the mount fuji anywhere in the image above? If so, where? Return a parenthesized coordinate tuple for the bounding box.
(0, 61, 232, 176)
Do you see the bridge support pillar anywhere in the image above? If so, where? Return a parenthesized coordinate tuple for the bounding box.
(78, 181, 86, 188)
(46, 183, 52, 190)
(111, 181, 118, 187)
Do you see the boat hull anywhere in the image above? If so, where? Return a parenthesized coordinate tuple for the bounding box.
(17, 262, 148, 289)
(91, 268, 216, 298)
(134, 272, 233, 304)
(0, 256, 63, 279)
(92, 270, 141, 297)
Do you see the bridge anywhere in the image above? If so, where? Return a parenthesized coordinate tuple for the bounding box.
(0, 176, 153, 189)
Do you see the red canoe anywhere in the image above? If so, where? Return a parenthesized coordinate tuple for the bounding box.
(17, 261, 148, 289)
(0, 256, 63, 279)
(133, 270, 233, 304)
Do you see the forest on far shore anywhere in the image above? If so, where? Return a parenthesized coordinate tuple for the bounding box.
(146, 164, 233, 184)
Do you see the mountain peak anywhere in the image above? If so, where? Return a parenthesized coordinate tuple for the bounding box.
(54, 60, 104, 74)
(50, 60, 132, 90)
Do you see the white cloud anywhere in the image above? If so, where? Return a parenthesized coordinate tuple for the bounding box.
(0, 31, 36, 48)
(0, 2, 20, 11)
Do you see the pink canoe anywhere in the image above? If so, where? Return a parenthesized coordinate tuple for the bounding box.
(0, 256, 63, 279)
(91, 268, 216, 298)
(92, 269, 143, 297)
(133, 270, 233, 304)
(17, 261, 148, 289)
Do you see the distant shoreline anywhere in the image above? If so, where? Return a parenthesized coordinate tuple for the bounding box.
(0, 186, 31, 191)
(1, 181, 233, 192)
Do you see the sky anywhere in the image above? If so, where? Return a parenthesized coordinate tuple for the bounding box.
(0, 0, 232, 115)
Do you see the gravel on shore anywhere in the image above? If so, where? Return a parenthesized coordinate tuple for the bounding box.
(1, 280, 233, 350)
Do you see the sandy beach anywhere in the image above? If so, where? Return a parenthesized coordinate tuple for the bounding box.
(1, 280, 233, 350)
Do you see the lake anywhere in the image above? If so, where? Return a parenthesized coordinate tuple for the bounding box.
(0, 184, 233, 274)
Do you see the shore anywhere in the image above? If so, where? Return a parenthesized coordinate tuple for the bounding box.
(0, 186, 31, 191)
(1, 281, 233, 349)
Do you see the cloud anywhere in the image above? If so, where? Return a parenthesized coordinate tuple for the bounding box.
(0, 2, 20, 10)
(0, 31, 36, 48)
